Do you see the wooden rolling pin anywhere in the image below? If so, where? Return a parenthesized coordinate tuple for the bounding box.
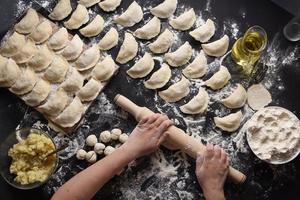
(114, 94, 246, 184)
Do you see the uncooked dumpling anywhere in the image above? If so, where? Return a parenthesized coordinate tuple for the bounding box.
(15, 8, 39, 34)
(159, 76, 190, 103)
(12, 39, 37, 64)
(27, 45, 54, 72)
(169, 8, 196, 31)
(180, 87, 209, 114)
(77, 78, 103, 102)
(133, 17, 161, 40)
(49, 0, 72, 21)
(44, 55, 69, 83)
(9, 67, 37, 95)
(201, 35, 229, 57)
(214, 111, 243, 132)
(54, 96, 84, 128)
(48, 27, 69, 51)
(144, 63, 171, 89)
(205, 66, 231, 90)
(182, 50, 207, 79)
(148, 29, 174, 54)
(29, 20, 53, 44)
(92, 56, 116, 81)
(0, 32, 26, 57)
(126, 53, 154, 78)
(222, 84, 247, 109)
(38, 88, 68, 117)
(60, 67, 84, 94)
(79, 15, 104, 37)
(0, 57, 21, 87)
(165, 42, 193, 67)
(78, 0, 100, 7)
(150, 0, 178, 19)
(23, 78, 51, 107)
(64, 4, 89, 30)
(114, 1, 143, 27)
(189, 19, 215, 43)
(98, 0, 121, 12)
(75, 44, 100, 71)
(98, 27, 118, 50)
(116, 32, 138, 64)
(61, 34, 84, 61)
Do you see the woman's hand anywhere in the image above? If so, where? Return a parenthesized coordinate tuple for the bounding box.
(123, 113, 172, 159)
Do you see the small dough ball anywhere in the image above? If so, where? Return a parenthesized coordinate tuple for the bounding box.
(104, 146, 115, 156)
(99, 130, 111, 143)
(85, 151, 97, 163)
(76, 149, 87, 160)
(119, 133, 129, 143)
(94, 142, 106, 155)
(111, 128, 122, 140)
(86, 134, 98, 147)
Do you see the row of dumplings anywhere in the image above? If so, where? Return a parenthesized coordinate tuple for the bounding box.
(0, 9, 117, 129)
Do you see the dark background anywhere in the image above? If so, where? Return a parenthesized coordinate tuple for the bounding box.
(0, 0, 299, 199)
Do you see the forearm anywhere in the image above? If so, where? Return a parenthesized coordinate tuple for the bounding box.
(203, 189, 225, 200)
(52, 144, 136, 200)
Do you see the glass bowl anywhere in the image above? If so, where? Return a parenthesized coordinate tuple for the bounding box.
(0, 128, 58, 190)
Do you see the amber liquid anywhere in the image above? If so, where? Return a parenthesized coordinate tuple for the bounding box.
(231, 31, 267, 75)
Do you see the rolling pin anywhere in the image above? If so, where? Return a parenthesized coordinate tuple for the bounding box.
(114, 94, 246, 184)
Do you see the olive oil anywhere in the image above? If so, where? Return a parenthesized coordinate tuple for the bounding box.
(231, 26, 267, 75)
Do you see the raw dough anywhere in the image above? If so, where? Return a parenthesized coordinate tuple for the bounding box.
(49, 0, 72, 21)
(180, 87, 209, 114)
(92, 56, 116, 81)
(98, 27, 119, 50)
(100, 130, 111, 143)
(86, 134, 98, 147)
(247, 83, 272, 110)
(201, 35, 229, 57)
(119, 133, 128, 143)
(205, 66, 231, 90)
(165, 42, 193, 67)
(15, 8, 39, 34)
(111, 128, 122, 140)
(64, 4, 89, 30)
(148, 29, 174, 54)
(104, 146, 115, 156)
(182, 50, 207, 79)
(150, 0, 178, 19)
(222, 84, 247, 109)
(114, 1, 143, 27)
(189, 19, 215, 43)
(94, 143, 105, 154)
(76, 149, 87, 160)
(79, 15, 104, 37)
(98, 0, 122, 12)
(144, 63, 171, 89)
(126, 53, 154, 78)
(116, 32, 138, 64)
(85, 151, 97, 163)
(133, 16, 161, 40)
(169, 8, 196, 31)
(214, 111, 243, 132)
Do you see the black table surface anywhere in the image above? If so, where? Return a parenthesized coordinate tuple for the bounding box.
(0, 0, 299, 199)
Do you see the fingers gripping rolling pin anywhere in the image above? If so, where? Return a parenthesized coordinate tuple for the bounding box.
(114, 94, 246, 184)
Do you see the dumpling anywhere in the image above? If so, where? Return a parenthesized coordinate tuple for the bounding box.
(150, 0, 177, 19)
(64, 4, 89, 30)
(205, 66, 231, 90)
(49, 0, 72, 21)
(54, 96, 84, 128)
(75, 44, 100, 71)
(78, 0, 100, 7)
(60, 67, 84, 93)
(9, 67, 37, 95)
(158, 76, 190, 103)
(77, 78, 102, 102)
(79, 15, 104, 37)
(165, 42, 193, 67)
(114, 1, 143, 27)
(148, 29, 174, 54)
(189, 19, 215, 43)
(38, 88, 68, 117)
(98, 27, 118, 50)
(61, 34, 84, 61)
(27, 45, 54, 72)
(12, 39, 37, 64)
(126, 53, 154, 78)
(201, 35, 229, 57)
(98, 0, 121, 12)
(144, 63, 171, 89)
(116, 32, 138, 64)
(0, 56, 21, 87)
(0, 32, 26, 57)
(169, 8, 196, 31)
(15, 8, 39, 34)
(182, 50, 207, 79)
(92, 56, 116, 81)
(221, 84, 247, 109)
(22, 78, 51, 107)
(44, 55, 69, 83)
(48, 27, 69, 51)
(28, 20, 53, 44)
(214, 111, 243, 132)
(180, 87, 209, 114)
(133, 17, 161, 40)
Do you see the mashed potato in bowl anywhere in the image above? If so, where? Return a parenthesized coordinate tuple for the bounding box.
(8, 132, 56, 185)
